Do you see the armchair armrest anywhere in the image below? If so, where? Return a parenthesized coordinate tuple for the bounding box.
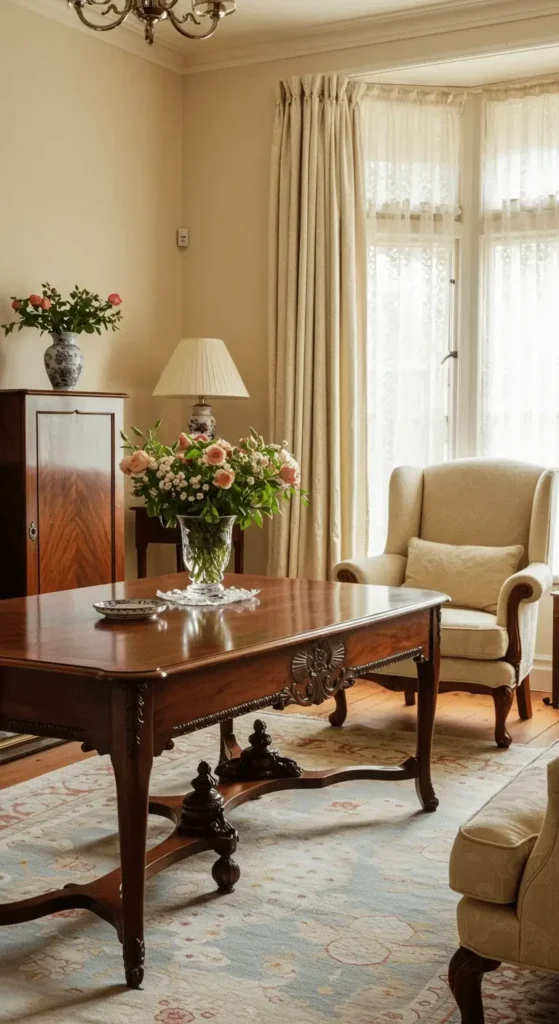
(496, 562, 553, 628)
(333, 553, 407, 586)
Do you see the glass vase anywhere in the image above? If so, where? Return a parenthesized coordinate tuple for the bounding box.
(177, 515, 235, 603)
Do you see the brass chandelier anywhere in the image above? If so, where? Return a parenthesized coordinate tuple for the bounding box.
(68, 1, 236, 46)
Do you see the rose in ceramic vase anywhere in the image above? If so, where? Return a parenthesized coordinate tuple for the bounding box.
(2, 283, 123, 390)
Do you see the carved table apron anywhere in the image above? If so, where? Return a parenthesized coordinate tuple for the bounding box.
(0, 574, 444, 989)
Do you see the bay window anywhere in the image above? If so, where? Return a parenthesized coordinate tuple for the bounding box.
(365, 83, 559, 566)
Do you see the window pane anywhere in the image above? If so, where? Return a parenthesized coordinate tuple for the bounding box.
(480, 237, 559, 566)
(366, 97, 461, 215)
(367, 242, 452, 554)
(484, 94, 559, 212)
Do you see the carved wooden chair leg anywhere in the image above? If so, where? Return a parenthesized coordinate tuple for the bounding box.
(492, 686, 514, 748)
(516, 675, 533, 721)
(404, 684, 416, 707)
(329, 689, 348, 727)
(448, 946, 500, 1024)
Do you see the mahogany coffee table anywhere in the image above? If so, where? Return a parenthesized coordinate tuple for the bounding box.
(0, 574, 445, 988)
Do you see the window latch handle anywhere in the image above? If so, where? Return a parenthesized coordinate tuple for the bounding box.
(440, 350, 458, 366)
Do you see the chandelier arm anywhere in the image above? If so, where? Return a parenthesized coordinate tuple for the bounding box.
(72, 2, 133, 31)
(167, 8, 219, 38)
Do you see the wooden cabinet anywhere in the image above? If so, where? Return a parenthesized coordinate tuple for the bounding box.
(0, 390, 126, 599)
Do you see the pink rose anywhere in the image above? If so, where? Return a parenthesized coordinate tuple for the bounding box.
(108, 293, 122, 306)
(40, 297, 51, 310)
(11, 299, 21, 312)
(279, 463, 299, 486)
(129, 450, 151, 474)
(178, 433, 191, 450)
(29, 294, 42, 308)
(217, 438, 233, 454)
(119, 455, 134, 476)
(203, 444, 227, 467)
(213, 468, 235, 489)
(193, 433, 209, 442)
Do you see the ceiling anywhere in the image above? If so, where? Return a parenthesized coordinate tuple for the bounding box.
(12, 0, 557, 74)
(203, 0, 464, 43)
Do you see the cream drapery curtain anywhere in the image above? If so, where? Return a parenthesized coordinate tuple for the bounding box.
(268, 74, 368, 580)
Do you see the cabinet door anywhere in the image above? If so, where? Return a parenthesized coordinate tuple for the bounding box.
(30, 404, 121, 594)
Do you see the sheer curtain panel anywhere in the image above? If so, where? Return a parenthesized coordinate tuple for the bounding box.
(365, 88, 464, 554)
(268, 75, 368, 580)
(480, 87, 559, 468)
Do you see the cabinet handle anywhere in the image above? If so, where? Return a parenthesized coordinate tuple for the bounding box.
(28, 522, 38, 542)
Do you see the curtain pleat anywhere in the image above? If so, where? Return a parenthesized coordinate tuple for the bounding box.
(268, 75, 368, 580)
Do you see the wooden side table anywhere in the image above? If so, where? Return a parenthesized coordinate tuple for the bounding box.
(544, 590, 559, 709)
(131, 506, 244, 579)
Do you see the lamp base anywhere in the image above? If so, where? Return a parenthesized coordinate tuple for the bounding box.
(189, 402, 216, 440)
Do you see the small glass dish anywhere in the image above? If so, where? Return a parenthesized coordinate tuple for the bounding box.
(93, 599, 168, 622)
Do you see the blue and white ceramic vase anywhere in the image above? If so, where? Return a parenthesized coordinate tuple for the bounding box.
(44, 332, 84, 391)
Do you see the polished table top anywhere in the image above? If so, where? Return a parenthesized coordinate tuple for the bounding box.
(0, 574, 445, 679)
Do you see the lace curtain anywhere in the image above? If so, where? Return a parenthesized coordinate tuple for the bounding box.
(365, 88, 463, 553)
(480, 90, 559, 476)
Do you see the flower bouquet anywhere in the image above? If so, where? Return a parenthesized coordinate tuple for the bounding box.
(120, 423, 306, 604)
(2, 283, 122, 390)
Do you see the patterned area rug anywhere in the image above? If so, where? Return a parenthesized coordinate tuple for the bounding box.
(1, 713, 558, 1024)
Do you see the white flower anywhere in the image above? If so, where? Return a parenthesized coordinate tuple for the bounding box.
(156, 470, 164, 479)
(159, 481, 167, 490)
(180, 492, 187, 501)
(196, 493, 204, 500)
(247, 476, 255, 485)
(188, 495, 195, 502)
(202, 484, 210, 491)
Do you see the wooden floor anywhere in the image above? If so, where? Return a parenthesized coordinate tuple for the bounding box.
(1, 682, 558, 792)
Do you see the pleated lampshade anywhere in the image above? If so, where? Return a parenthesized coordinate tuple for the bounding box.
(152, 338, 249, 399)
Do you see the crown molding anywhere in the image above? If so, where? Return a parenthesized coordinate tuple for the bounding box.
(8, 0, 559, 76)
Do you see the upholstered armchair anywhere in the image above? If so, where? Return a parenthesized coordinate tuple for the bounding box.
(333, 459, 558, 747)
(448, 745, 559, 1022)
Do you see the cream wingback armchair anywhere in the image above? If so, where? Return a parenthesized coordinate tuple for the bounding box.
(333, 459, 557, 748)
(448, 746, 559, 1022)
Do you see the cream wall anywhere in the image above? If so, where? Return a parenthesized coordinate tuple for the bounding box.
(0, 3, 184, 577)
(180, 13, 559, 676)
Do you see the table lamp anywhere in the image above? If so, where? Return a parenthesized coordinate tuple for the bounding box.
(152, 337, 249, 439)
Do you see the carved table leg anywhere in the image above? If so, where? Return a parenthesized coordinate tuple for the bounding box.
(178, 761, 240, 892)
(414, 608, 440, 812)
(219, 718, 242, 762)
(110, 683, 153, 989)
(329, 689, 348, 727)
(216, 720, 303, 783)
(449, 946, 500, 1023)
(492, 686, 514, 748)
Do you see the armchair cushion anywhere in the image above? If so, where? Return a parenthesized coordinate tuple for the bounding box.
(403, 537, 524, 613)
(449, 752, 553, 905)
(376, 653, 516, 687)
(440, 608, 508, 660)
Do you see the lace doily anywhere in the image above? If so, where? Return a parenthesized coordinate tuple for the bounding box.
(156, 586, 260, 608)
